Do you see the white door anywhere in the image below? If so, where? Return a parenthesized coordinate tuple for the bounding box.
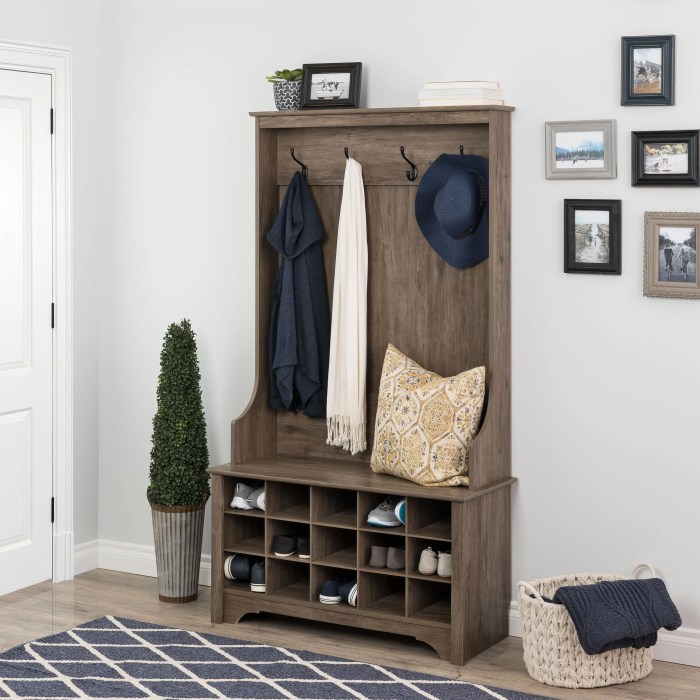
(0, 69, 53, 595)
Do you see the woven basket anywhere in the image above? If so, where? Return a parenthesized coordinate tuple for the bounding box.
(517, 563, 655, 688)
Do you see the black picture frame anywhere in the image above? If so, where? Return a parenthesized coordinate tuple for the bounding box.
(564, 199, 622, 275)
(621, 35, 674, 106)
(631, 130, 699, 186)
(301, 62, 362, 109)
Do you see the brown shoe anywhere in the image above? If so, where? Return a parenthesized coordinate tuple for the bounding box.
(369, 545, 388, 568)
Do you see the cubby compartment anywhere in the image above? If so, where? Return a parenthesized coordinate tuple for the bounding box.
(266, 559, 309, 601)
(223, 514, 265, 556)
(312, 526, 356, 569)
(359, 571, 406, 618)
(407, 537, 452, 582)
(407, 498, 451, 540)
(358, 530, 406, 575)
(358, 491, 405, 533)
(223, 478, 265, 517)
(311, 565, 357, 608)
(408, 579, 451, 626)
(311, 487, 357, 529)
(266, 519, 310, 563)
(266, 482, 309, 521)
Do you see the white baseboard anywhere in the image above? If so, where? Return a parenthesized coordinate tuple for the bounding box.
(73, 539, 211, 586)
(509, 602, 700, 667)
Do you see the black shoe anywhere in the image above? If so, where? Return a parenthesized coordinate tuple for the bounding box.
(319, 579, 342, 604)
(273, 535, 297, 557)
(224, 554, 251, 581)
(338, 580, 357, 606)
(250, 560, 265, 592)
(298, 537, 310, 559)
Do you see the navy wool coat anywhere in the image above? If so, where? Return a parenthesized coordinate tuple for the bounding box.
(267, 171, 330, 417)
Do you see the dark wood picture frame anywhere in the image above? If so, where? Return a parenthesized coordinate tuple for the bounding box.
(301, 62, 362, 109)
(621, 35, 674, 106)
(631, 130, 699, 186)
(564, 199, 621, 275)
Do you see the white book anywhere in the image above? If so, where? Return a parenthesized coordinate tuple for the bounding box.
(419, 96, 505, 106)
(422, 80, 500, 90)
(418, 87, 502, 99)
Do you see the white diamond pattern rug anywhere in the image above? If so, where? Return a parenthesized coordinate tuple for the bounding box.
(0, 616, 553, 699)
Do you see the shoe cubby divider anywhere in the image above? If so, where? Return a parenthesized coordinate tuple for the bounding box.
(266, 519, 310, 563)
(358, 530, 406, 575)
(311, 565, 357, 609)
(224, 514, 265, 555)
(406, 497, 451, 540)
(311, 526, 356, 569)
(223, 478, 265, 515)
(407, 538, 452, 582)
(266, 482, 310, 521)
(357, 491, 405, 533)
(311, 486, 357, 529)
(266, 559, 310, 602)
(358, 571, 406, 618)
(407, 579, 451, 626)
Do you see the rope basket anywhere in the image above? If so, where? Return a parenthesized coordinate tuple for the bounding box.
(517, 563, 655, 688)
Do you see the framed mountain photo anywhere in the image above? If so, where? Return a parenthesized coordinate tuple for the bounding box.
(545, 120, 617, 179)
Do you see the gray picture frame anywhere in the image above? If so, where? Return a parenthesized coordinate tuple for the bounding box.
(545, 120, 617, 180)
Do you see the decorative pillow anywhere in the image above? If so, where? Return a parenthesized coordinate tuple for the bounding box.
(370, 344, 485, 487)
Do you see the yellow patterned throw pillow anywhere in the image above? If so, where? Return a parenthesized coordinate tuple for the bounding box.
(370, 344, 485, 487)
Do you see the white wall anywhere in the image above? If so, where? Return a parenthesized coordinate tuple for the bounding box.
(97, 0, 700, 638)
(0, 0, 103, 545)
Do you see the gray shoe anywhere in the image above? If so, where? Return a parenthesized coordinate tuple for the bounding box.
(367, 496, 402, 527)
(387, 547, 405, 571)
(437, 550, 452, 578)
(247, 487, 265, 511)
(230, 483, 254, 510)
(369, 545, 388, 568)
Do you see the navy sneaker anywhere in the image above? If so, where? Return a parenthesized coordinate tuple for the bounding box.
(250, 560, 265, 592)
(224, 554, 251, 581)
(338, 580, 358, 607)
(319, 580, 342, 604)
(298, 537, 310, 559)
(273, 535, 297, 557)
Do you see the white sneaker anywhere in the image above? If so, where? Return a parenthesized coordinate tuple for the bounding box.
(230, 483, 253, 510)
(418, 547, 438, 575)
(247, 487, 265, 511)
(437, 551, 452, 578)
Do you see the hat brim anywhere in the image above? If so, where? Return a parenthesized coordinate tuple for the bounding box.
(415, 154, 489, 269)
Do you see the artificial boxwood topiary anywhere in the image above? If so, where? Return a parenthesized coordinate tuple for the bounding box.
(148, 319, 210, 507)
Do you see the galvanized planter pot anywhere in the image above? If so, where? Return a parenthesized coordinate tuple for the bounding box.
(150, 499, 207, 603)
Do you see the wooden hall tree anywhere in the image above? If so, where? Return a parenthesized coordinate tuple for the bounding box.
(208, 106, 515, 665)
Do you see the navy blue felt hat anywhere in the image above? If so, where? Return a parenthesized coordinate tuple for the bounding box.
(415, 154, 489, 268)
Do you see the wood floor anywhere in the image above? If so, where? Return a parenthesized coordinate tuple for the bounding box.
(0, 570, 697, 699)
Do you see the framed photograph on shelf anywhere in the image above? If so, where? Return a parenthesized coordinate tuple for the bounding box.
(564, 199, 621, 275)
(631, 130, 699, 186)
(545, 120, 616, 179)
(621, 35, 674, 106)
(644, 211, 699, 299)
(301, 62, 362, 109)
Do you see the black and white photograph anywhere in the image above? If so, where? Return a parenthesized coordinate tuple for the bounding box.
(645, 211, 700, 298)
(301, 62, 362, 109)
(545, 120, 616, 179)
(632, 130, 699, 186)
(621, 35, 674, 105)
(564, 199, 621, 274)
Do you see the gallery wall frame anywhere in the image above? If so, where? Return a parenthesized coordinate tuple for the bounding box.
(621, 35, 675, 106)
(301, 62, 362, 109)
(644, 211, 699, 299)
(631, 130, 699, 187)
(545, 120, 617, 179)
(564, 199, 621, 275)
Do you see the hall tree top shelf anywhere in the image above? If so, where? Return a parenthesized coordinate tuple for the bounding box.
(209, 105, 514, 665)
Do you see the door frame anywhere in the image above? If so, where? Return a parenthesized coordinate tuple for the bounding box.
(0, 40, 73, 583)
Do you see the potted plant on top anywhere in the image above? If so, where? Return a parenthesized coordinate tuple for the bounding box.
(148, 318, 210, 603)
(266, 68, 303, 111)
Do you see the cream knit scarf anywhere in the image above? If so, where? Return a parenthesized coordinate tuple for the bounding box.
(326, 157, 368, 454)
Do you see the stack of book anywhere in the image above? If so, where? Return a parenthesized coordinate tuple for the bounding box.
(418, 81, 504, 107)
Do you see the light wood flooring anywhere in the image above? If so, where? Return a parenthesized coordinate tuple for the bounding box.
(0, 570, 697, 699)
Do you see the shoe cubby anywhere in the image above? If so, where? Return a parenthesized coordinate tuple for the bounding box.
(407, 538, 452, 582)
(311, 565, 357, 608)
(358, 530, 406, 575)
(358, 571, 406, 618)
(266, 482, 309, 522)
(357, 491, 405, 533)
(223, 514, 265, 556)
(407, 579, 451, 626)
(311, 487, 357, 529)
(312, 526, 356, 569)
(265, 519, 310, 563)
(266, 559, 310, 602)
(407, 497, 451, 541)
(223, 479, 265, 517)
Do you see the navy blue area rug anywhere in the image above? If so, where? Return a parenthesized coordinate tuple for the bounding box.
(0, 616, 552, 699)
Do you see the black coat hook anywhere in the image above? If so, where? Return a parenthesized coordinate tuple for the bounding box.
(344, 147, 350, 159)
(459, 145, 464, 155)
(400, 146, 418, 181)
(290, 148, 308, 178)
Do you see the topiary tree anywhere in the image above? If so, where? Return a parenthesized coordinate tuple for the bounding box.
(148, 319, 210, 506)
